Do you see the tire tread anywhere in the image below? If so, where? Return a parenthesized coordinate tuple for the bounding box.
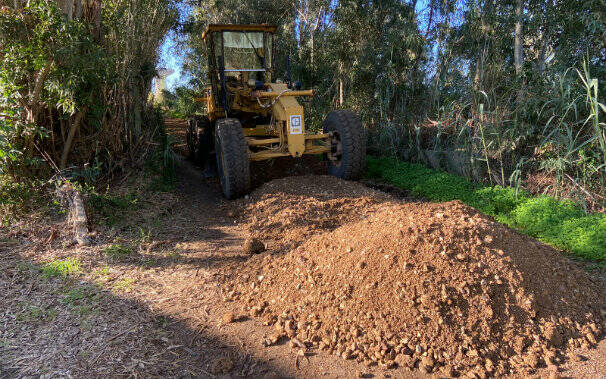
(323, 110, 365, 180)
(215, 118, 250, 199)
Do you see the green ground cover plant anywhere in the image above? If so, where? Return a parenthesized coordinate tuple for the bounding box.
(41, 258, 81, 278)
(367, 156, 606, 261)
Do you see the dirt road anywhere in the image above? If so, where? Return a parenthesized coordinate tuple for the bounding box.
(1, 119, 605, 378)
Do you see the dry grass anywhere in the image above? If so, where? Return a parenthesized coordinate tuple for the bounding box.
(0, 167, 265, 377)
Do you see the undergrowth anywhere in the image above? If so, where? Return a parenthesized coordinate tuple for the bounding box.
(0, 176, 47, 226)
(42, 258, 81, 278)
(367, 156, 606, 261)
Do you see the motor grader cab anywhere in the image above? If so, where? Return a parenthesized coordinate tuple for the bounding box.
(187, 24, 366, 199)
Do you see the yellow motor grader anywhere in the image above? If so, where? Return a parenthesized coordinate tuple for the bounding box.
(187, 24, 366, 199)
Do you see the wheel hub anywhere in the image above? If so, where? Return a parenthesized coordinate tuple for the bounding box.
(328, 131, 343, 167)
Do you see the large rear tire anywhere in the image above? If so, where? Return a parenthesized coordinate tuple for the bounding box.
(215, 118, 250, 199)
(323, 110, 366, 180)
(186, 116, 213, 166)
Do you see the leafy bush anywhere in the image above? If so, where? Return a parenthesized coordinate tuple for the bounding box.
(0, 175, 45, 224)
(1, 0, 178, 192)
(367, 156, 606, 261)
(159, 87, 202, 119)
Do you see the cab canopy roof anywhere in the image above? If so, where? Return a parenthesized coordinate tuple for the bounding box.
(202, 24, 278, 41)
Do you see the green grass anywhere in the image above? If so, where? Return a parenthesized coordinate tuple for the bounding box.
(366, 156, 606, 261)
(102, 243, 133, 259)
(61, 286, 101, 316)
(113, 277, 135, 292)
(15, 303, 58, 323)
(41, 258, 81, 278)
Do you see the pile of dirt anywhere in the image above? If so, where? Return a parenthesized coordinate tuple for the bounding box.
(225, 182, 605, 377)
(233, 175, 398, 251)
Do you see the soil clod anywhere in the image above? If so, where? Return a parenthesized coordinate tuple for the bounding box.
(210, 357, 234, 375)
(243, 237, 266, 255)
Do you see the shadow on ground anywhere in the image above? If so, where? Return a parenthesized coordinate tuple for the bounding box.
(0, 250, 288, 378)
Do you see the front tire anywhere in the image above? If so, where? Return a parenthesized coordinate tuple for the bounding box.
(186, 116, 213, 166)
(323, 110, 366, 180)
(215, 118, 250, 199)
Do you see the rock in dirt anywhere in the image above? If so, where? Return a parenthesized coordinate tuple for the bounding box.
(222, 312, 237, 324)
(523, 352, 540, 368)
(569, 352, 586, 362)
(243, 237, 265, 255)
(210, 357, 233, 375)
(224, 177, 605, 376)
(544, 324, 564, 347)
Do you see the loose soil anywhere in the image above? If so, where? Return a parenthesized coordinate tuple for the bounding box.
(1, 119, 605, 378)
(226, 193, 605, 377)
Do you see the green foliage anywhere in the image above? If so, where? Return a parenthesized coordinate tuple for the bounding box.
(368, 156, 606, 261)
(159, 87, 201, 119)
(511, 197, 585, 237)
(471, 187, 529, 221)
(0, 0, 178, 188)
(0, 1, 108, 176)
(557, 215, 606, 260)
(41, 258, 81, 278)
(0, 175, 45, 224)
(366, 156, 477, 203)
(511, 197, 606, 260)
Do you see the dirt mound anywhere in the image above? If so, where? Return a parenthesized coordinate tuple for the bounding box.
(234, 175, 398, 251)
(226, 196, 605, 377)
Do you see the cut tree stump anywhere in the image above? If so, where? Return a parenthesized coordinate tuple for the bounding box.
(58, 183, 90, 246)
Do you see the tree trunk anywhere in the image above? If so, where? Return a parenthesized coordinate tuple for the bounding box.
(338, 61, 344, 106)
(537, 36, 548, 74)
(75, 0, 82, 20)
(27, 62, 52, 124)
(60, 109, 86, 169)
(63, 0, 74, 21)
(514, 0, 524, 75)
(425, 0, 434, 39)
